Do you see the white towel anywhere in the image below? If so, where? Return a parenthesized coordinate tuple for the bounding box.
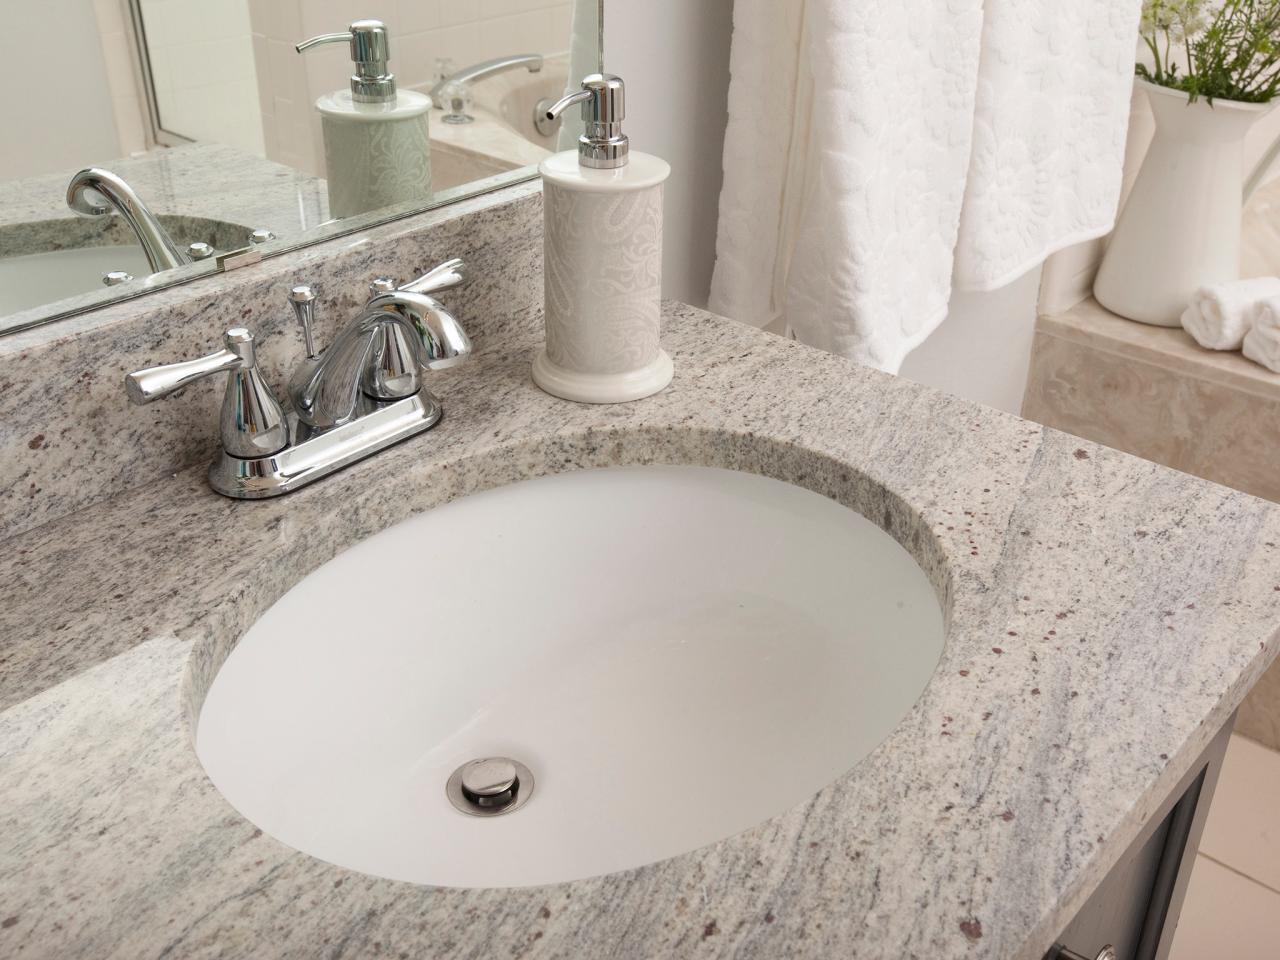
(1242, 295, 1280, 373)
(953, 1, 1144, 291)
(710, 0, 1144, 372)
(1180, 278, 1280, 351)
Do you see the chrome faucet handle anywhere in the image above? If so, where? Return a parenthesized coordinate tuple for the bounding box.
(399, 258, 465, 297)
(363, 277, 419, 400)
(289, 285, 319, 359)
(125, 328, 289, 459)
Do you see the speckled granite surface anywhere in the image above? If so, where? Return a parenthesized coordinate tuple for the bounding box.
(0, 182, 543, 541)
(2, 278, 1280, 957)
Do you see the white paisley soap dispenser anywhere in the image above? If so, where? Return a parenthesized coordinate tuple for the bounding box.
(296, 20, 431, 219)
(533, 74, 672, 404)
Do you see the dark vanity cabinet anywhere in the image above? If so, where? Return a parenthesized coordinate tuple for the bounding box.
(1044, 719, 1233, 960)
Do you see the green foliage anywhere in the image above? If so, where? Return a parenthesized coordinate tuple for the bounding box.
(1137, 0, 1280, 103)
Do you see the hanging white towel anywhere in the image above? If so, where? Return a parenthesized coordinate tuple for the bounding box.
(953, 1, 1143, 291)
(1180, 277, 1280, 351)
(1242, 296, 1280, 373)
(782, 1, 986, 370)
(710, 0, 1144, 372)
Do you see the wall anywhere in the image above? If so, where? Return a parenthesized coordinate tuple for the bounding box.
(139, 0, 265, 156)
(0, 0, 120, 179)
(93, 0, 150, 158)
(603, 0, 734, 308)
(249, 0, 573, 178)
(899, 268, 1043, 414)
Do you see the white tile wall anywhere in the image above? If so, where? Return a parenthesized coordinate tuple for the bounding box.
(93, 0, 150, 158)
(0, 0, 121, 180)
(139, 0, 265, 156)
(249, 0, 572, 177)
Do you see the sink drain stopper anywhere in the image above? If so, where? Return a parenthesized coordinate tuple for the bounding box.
(447, 757, 534, 817)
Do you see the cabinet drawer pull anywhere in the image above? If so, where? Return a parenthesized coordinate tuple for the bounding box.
(1050, 946, 1116, 960)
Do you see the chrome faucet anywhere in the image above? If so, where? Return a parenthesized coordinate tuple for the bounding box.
(122, 258, 471, 499)
(428, 54, 543, 123)
(290, 260, 470, 430)
(66, 167, 191, 273)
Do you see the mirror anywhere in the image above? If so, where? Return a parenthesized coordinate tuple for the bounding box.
(0, 0, 599, 337)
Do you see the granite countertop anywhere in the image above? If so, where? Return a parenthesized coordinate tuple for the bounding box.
(0, 142, 328, 250)
(2, 302, 1280, 959)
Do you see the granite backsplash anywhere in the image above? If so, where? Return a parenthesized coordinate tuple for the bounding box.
(0, 180, 544, 540)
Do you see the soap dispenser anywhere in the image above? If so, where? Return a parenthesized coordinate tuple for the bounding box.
(296, 20, 432, 219)
(533, 74, 672, 404)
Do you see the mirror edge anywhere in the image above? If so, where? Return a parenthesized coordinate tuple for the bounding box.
(0, 166, 541, 340)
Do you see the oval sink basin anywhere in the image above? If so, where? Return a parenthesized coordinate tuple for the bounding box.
(196, 465, 945, 888)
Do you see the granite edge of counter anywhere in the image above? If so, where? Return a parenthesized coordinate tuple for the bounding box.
(3, 303, 1280, 959)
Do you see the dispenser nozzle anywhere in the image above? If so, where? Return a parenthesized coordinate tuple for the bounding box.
(295, 20, 396, 104)
(550, 73, 629, 169)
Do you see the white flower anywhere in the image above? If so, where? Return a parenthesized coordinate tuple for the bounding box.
(1141, 0, 1210, 40)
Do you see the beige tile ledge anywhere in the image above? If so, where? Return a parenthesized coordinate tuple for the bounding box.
(1035, 171, 1280, 403)
(1036, 299, 1280, 403)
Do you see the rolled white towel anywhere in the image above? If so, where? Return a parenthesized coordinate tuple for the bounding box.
(1242, 296, 1280, 373)
(1179, 277, 1280, 351)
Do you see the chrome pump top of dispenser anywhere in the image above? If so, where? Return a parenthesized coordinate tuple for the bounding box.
(543, 74, 628, 170)
(296, 20, 396, 104)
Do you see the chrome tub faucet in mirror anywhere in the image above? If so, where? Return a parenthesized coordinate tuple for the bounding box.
(430, 54, 544, 124)
(66, 167, 192, 274)
(123, 258, 471, 499)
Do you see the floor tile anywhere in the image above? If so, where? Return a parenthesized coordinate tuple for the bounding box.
(1169, 855, 1280, 960)
(1199, 734, 1280, 892)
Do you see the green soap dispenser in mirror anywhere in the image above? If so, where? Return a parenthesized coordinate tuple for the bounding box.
(296, 20, 432, 219)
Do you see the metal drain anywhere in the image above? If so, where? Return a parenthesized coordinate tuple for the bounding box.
(447, 757, 534, 817)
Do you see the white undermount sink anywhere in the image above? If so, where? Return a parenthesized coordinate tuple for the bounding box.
(196, 465, 945, 888)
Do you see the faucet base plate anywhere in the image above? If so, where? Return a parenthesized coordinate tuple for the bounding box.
(208, 389, 442, 499)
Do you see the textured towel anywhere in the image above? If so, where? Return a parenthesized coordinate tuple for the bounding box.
(1243, 295, 1280, 373)
(953, 1, 1143, 291)
(712, 0, 984, 369)
(1180, 277, 1280, 351)
(710, 0, 1144, 372)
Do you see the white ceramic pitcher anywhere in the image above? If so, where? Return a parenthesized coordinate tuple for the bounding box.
(1094, 79, 1275, 326)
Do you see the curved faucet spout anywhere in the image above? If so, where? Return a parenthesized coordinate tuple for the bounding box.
(291, 291, 471, 430)
(66, 167, 191, 273)
(365, 290, 471, 370)
(428, 54, 543, 103)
